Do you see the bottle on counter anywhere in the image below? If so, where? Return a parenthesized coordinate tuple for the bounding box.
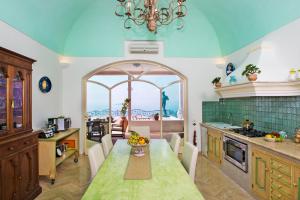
(278, 131, 287, 139)
(294, 128, 300, 143)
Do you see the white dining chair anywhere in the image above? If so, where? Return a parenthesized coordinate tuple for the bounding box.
(88, 143, 105, 179)
(182, 142, 198, 182)
(169, 133, 181, 157)
(130, 126, 151, 138)
(102, 134, 113, 158)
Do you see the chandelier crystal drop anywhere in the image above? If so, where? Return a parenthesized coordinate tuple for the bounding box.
(115, 0, 187, 32)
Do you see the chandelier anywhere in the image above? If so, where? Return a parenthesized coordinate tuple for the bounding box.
(115, 0, 187, 32)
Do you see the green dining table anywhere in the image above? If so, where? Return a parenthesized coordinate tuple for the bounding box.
(82, 139, 204, 200)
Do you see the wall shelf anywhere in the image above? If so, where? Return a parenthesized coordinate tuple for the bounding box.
(215, 81, 300, 98)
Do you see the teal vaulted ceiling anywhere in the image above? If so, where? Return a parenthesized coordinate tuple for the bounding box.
(0, 0, 300, 57)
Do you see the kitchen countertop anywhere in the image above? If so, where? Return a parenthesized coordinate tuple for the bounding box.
(201, 123, 300, 161)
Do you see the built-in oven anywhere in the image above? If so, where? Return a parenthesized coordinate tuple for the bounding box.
(223, 136, 248, 172)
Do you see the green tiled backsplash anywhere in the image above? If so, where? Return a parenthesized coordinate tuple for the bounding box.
(202, 96, 300, 138)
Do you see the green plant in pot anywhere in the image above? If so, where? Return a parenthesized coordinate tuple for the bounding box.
(212, 77, 222, 88)
(120, 98, 130, 118)
(242, 64, 261, 81)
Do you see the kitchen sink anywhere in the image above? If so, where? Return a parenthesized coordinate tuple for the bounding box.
(205, 122, 241, 129)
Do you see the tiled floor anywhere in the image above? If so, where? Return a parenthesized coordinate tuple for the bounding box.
(195, 156, 255, 200)
(36, 154, 254, 200)
(36, 156, 90, 200)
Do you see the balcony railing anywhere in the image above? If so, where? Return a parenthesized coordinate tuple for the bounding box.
(88, 109, 179, 120)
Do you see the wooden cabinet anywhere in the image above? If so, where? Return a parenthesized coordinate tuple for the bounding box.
(207, 128, 223, 165)
(0, 47, 41, 200)
(0, 153, 19, 200)
(0, 135, 40, 200)
(19, 145, 39, 199)
(251, 148, 270, 200)
(293, 166, 300, 200)
(252, 147, 300, 200)
(0, 47, 33, 136)
(270, 157, 293, 200)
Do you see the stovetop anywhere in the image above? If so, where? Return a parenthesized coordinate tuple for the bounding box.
(230, 128, 267, 138)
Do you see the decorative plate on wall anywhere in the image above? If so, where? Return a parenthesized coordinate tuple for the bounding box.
(226, 63, 236, 76)
(39, 76, 52, 93)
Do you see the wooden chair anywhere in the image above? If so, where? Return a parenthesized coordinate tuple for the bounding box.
(86, 119, 108, 142)
(182, 142, 198, 181)
(111, 117, 128, 139)
(102, 134, 113, 158)
(88, 144, 105, 179)
(169, 133, 181, 157)
(129, 126, 151, 138)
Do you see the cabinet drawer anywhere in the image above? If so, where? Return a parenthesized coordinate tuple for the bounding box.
(271, 169, 292, 186)
(271, 180, 292, 199)
(0, 140, 22, 157)
(0, 134, 37, 157)
(21, 135, 37, 147)
(270, 187, 292, 200)
(271, 159, 291, 177)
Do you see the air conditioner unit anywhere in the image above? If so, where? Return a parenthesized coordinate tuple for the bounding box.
(128, 42, 160, 54)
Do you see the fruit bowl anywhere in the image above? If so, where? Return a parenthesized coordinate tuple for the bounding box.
(128, 131, 150, 157)
(264, 137, 276, 142)
(264, 132, 284, 142)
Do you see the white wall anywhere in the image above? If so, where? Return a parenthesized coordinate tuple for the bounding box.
(223, 18, 300, 85)
(4, 17, 300, 153)
(58, 18, 300, 153)
(61, 57, 221, 153)
(0, 21, 62, 129)
(0, 19, 221, 153)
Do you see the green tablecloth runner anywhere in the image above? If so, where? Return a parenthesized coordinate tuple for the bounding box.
(82, 139, 204, 200)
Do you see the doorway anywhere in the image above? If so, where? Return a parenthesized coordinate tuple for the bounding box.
(82, 60, 188, 153)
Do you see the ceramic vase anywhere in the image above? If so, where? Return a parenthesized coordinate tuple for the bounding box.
(247, 74, 257, 81)
(215, 82, 222, 88)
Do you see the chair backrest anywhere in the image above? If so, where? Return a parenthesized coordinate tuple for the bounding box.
(182, 142, 198, 182)
(170, 134, 181, 156)
(130, 126, 150, 138)
(102, 134, 113, 158)
(88, 144, 105, 179)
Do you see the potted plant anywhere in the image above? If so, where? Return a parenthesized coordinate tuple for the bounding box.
(119, 98, 130, 133)
(211, 77, 222, 88)
(242, 64, 261, 81)
(154, 113, 159, 121)
(120, 98, 130, 118)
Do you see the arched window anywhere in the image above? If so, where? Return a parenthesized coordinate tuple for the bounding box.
(85, 62, 186, 141)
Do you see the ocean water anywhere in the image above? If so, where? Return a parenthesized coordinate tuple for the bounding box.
(87, 75, 180, 118)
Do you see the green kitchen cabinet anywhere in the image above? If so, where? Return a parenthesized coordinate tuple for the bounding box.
(207, 128, 222, 165)
(293, 166, 300, 200)
(251, 148, 270, 200)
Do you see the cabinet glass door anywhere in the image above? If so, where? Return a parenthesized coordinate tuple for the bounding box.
(12, 71, 23, 129)
(0, 69, 7, 132)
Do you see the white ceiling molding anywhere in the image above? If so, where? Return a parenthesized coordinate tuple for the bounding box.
(215, 81, 300, 98)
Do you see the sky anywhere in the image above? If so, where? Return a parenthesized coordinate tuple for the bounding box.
(87, 75, 180, 114)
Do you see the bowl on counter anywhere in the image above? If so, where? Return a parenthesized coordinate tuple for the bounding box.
(264, 137, 276, 142)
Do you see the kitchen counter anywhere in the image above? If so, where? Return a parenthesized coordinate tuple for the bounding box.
(201, 123, 300, 161)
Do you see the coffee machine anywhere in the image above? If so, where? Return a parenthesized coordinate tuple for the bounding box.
(48, 118, 59, 133)
(48, 117, 71, 132)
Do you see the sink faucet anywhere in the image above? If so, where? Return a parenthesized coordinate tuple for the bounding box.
(227, 113, 233, 125)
